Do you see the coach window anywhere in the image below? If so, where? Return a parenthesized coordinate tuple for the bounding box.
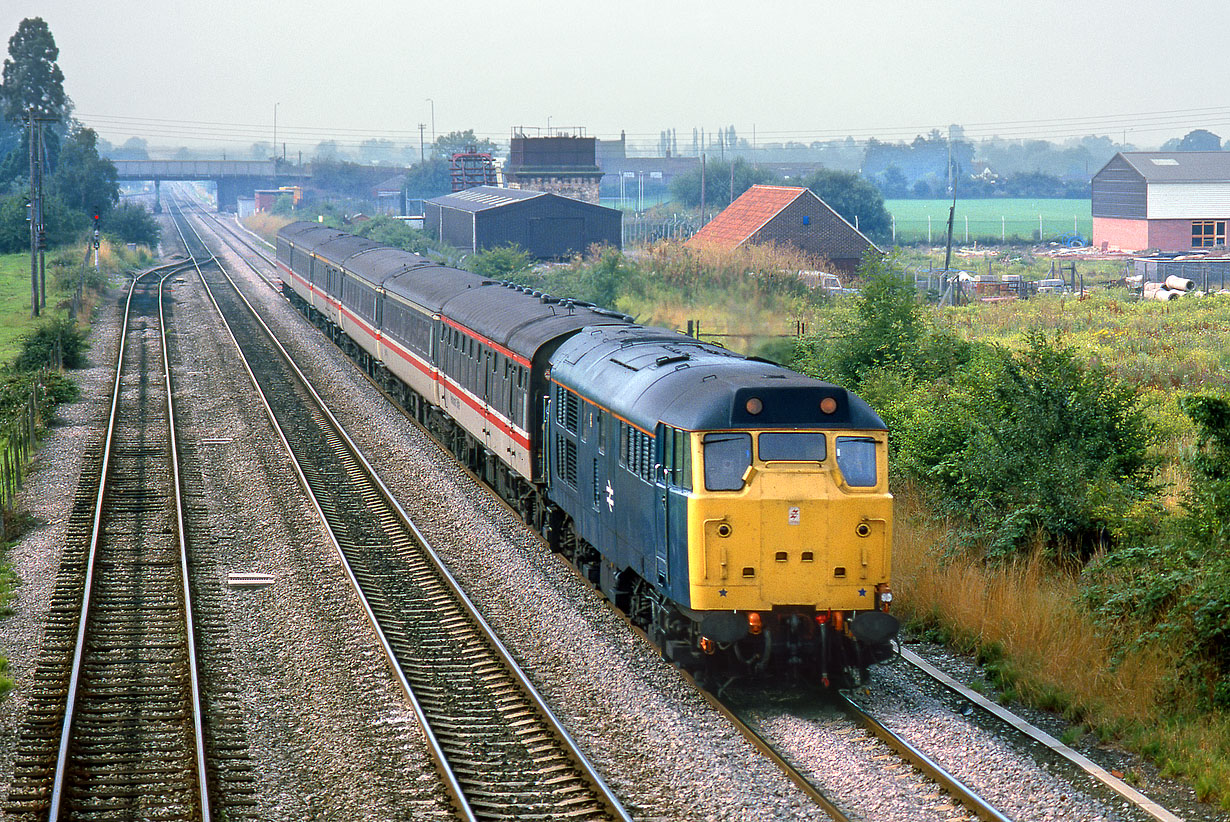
(835, 436, 878, 487)
(703, 432, 751, 491)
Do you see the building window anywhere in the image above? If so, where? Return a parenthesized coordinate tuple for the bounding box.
(1192, 221, 1226, 248)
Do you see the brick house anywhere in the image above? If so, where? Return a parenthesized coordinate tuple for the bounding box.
(1092, 152, 1230, 252)
(684, 185, 878, 273)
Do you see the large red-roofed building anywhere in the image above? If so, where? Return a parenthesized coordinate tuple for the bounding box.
(685, 184, 878, 273)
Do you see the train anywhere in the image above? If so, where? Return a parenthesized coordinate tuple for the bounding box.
(275, 221, 899, 687)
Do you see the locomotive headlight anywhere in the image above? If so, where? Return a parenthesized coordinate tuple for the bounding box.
(820, 396, 838, 414)
(875, 583, 893, 612)
(745, 397, 763, 415)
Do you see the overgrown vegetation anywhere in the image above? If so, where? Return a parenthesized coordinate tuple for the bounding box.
(236, 208, 1230, 807)
(783, 251, 1230, 807)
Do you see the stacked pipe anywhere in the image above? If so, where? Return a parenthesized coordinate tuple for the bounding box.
(1144, 275, 1196, 301)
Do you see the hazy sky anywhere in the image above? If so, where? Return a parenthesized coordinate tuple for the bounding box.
(2, 0, 1226, 156)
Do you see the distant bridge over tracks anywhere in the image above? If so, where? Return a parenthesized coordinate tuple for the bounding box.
(113, 160, 309, 211)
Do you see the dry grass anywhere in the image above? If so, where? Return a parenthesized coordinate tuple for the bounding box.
(894, 490, 1172, 722)
(242, 213, 294, 244)
(891, 486, 1230, 808)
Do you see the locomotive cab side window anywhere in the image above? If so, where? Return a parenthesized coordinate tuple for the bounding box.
(703, 432, 751, 491)
(660, 426, 692, 489)
(835, 436, 878, 487)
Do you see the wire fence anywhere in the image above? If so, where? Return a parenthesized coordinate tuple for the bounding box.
(0, 371, 53, 540)
(888, 214, 1093, 245)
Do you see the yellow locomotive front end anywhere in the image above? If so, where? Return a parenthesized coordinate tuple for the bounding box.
(676, 391, 898, 685)
(688, 428, 892, 615)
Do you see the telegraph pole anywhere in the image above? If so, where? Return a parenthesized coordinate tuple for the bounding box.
(37, 120, 47, 309)
(27, 116, 38, 317)
(700, 153, 706, 221)
(418, 123, 426, 163)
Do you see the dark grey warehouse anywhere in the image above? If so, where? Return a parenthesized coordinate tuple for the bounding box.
(425, 186, 622, 260)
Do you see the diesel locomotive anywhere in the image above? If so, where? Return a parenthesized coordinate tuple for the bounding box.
(275, 220, 898, 686)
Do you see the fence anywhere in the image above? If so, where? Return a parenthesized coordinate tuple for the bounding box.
(888, 214, 1092, 245)
(0, 371, 52, 540)
(1135, 258, 1230, 291)
(621, 213, 715, 247)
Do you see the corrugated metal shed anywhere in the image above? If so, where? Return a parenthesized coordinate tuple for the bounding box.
(424, 186, 621, 260)
(1116, 152, 1230, 183)
(1093, 152, 1230, 225)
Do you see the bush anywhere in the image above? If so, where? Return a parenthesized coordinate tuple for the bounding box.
(103, 201, 160, 247)
(895, 331, 1154, 558)
(464, 244, 534, 283)
(347, 215, 451, 259)
(16, 316, 88, 371)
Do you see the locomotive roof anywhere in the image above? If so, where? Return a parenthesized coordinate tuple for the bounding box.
(551, 325, 886, 433)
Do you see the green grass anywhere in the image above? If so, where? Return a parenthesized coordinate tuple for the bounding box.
(0, 255, 57, 363)
(886, 198, 1092, 245)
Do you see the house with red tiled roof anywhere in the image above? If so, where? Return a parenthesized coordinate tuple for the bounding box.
(685, 184, 878, 273)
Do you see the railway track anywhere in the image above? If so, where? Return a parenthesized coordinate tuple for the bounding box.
(181, 200, 1016, 821)
(168, 197, 631, 822)
(190, 196, 1191, 821)
(5, 261, 212, 821)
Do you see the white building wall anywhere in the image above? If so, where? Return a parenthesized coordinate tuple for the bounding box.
(1147, 183, 1230, 218)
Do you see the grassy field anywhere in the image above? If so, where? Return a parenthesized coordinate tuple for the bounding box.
(0, 256, 57, 362)
(886, 198, 1092, 245)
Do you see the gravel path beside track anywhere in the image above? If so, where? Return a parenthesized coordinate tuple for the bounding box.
(0, 293, 119, 808)
(207, 224, 831, 820)
(161, 265, 454, 820)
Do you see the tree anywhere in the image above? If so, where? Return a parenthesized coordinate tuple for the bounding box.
(876, 165, 909, 198)
(0, 192, 83, 252)
(669, 158, 778, 208)
(404, 158, 452, 200)
(103, 201, 159, 246)
(802, 168, 891, 241)
(1178, 129, 1222, 152)
(314, 139, 343, 161)
(48, 126, 118, 215)
(432, 129, 498, 160)
(106, 136, 149, 161)
(0, 18, 69, 123)
(358, 137, 400, 165)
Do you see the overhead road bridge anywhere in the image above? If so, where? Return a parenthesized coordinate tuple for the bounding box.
(112, 160, 309, 211)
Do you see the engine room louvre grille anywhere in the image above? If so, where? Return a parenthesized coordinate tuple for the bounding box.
(556, 388, 579, 433)
(593, 458, 601, 508)
(556, 438, 578, 486)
